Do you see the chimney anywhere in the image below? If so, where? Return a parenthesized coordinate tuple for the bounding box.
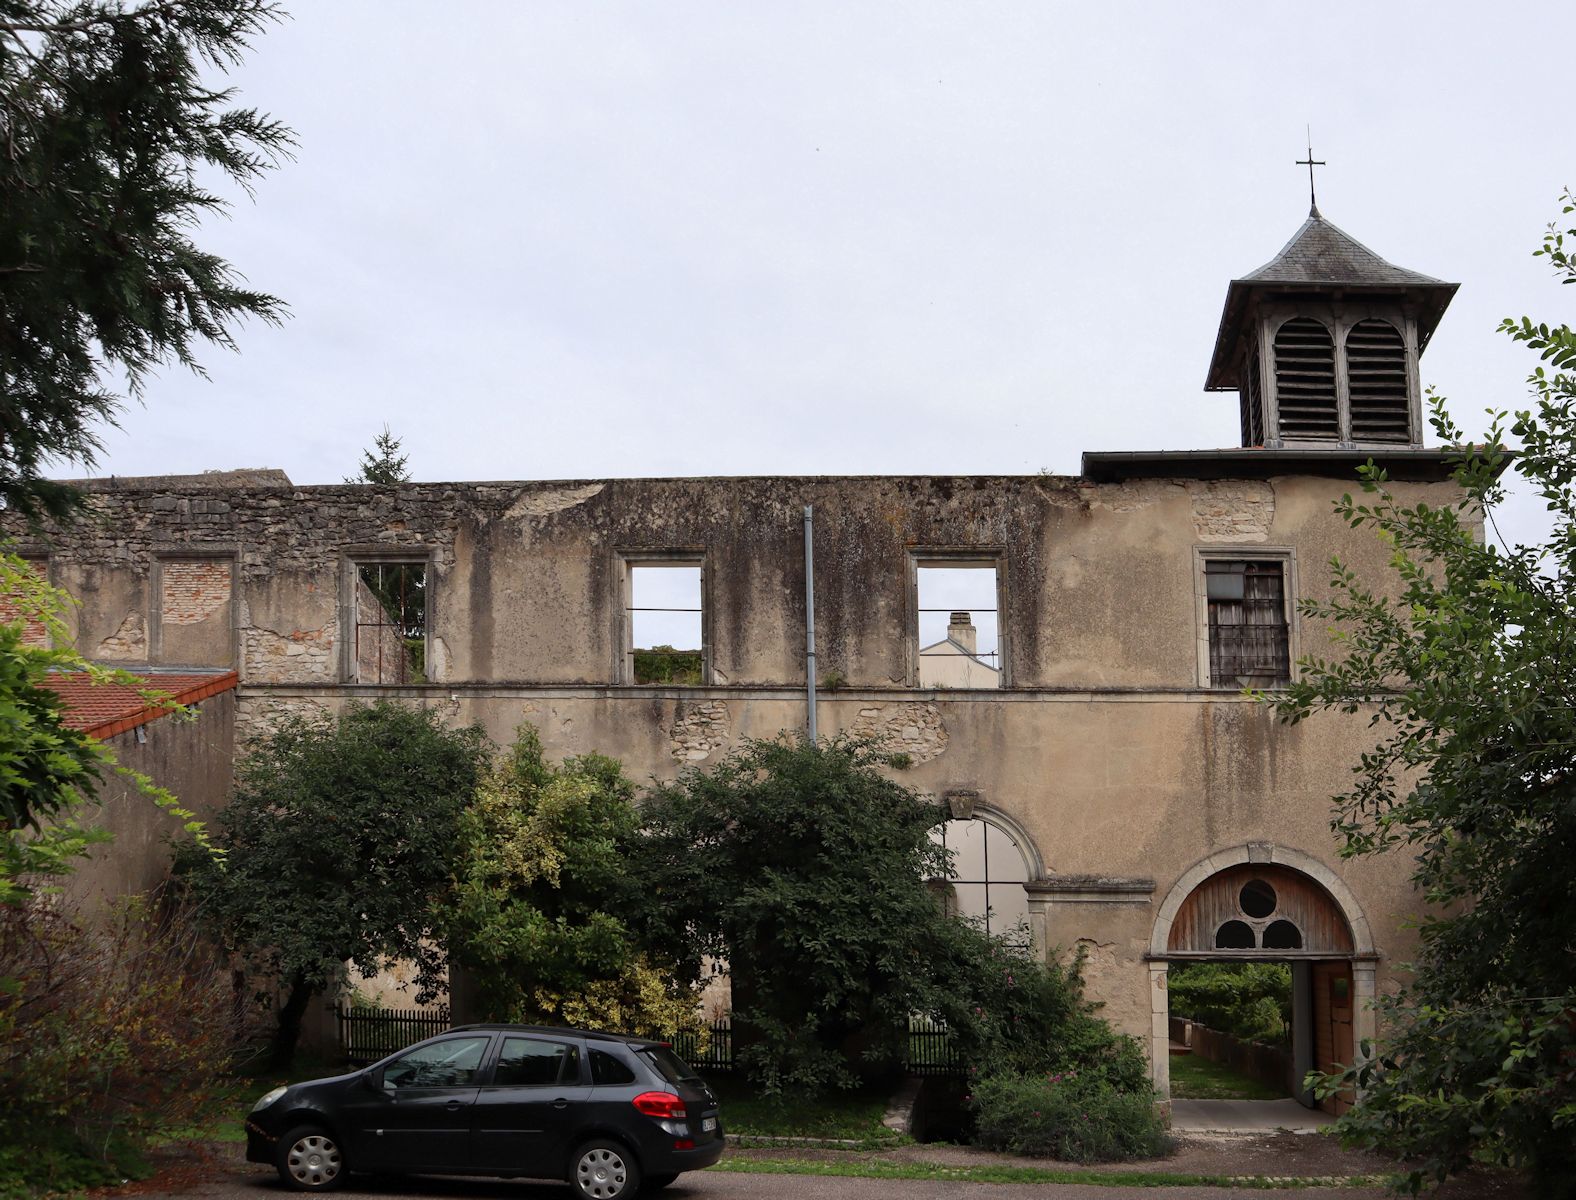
(947, 611, 976, 655)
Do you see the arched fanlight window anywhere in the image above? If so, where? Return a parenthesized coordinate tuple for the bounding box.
(1346, 319, 1410, 443)
(930, 815, 1030, 936)
(1274, 317, 1338, 441)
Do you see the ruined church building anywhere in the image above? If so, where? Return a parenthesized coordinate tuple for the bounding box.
(9, 204, 1467, 1112)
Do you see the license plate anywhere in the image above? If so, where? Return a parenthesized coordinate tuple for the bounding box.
(701, 1117, 717, 1132)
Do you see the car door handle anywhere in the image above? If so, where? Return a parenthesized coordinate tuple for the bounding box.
(446, 1100, 463, 1110)
(553, 1098, 569, 1109)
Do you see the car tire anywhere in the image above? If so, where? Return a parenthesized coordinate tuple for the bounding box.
(275, 1125, 347, 1192)
(643, 1173, 678, 1191)
(570, 1138, 642, 1200)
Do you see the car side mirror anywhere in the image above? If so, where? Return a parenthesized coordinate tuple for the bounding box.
(364, 1068, 384, 1092)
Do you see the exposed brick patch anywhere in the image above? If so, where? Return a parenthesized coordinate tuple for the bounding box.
(849, 701, 948, 763)
(0, 558, 49, 647)
(161, 559, 231, 625)
(670, 700, 730, 762)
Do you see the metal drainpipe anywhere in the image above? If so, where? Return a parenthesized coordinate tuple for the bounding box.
(804, 504, 817, 742)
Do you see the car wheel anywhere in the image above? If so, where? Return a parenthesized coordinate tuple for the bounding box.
(275, 1126, 347, 1192)
(643, 1173, 678, 1191)
(570, 1139, 641, 1200)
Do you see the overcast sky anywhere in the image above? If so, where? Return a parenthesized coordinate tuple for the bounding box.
(83, 2, 1568, 544)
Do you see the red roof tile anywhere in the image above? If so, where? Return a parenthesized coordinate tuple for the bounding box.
(42, 670, 239, 739)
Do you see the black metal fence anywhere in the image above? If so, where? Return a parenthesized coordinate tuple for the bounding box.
(336, 1004, 451, 1064)
(334, 1008, 959, 1076)
(905, 1017, 962, 1076)
(671, 1019, 733, 1073)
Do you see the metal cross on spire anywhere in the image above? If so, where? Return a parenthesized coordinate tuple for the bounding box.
(1296, 128, 1326, 217)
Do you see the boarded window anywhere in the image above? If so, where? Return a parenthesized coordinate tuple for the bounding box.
(353, 561, 426, 684)
(627, 561, 704, 685)
(1346, 319, 1411, 443)
(1273, 317, 1338, 441)
(1206, 559, 1290, 688)
(916, 563, 1000, 688)
(929, 815, 1029, 936)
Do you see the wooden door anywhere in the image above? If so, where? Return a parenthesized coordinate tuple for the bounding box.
(1311, 961, 1355, 1115)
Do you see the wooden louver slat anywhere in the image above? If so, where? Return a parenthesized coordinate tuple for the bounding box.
(1346, 319, 1410, 443)
(1273, 318, 1337, 439)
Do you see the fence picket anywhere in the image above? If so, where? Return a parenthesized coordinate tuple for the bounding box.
(336, 1004, 451, 1064)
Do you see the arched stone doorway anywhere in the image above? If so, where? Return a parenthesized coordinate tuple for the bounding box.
(1148, 845, 1376, 1114)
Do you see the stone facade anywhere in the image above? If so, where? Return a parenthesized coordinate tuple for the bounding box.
(3, 456, 1468, 1100)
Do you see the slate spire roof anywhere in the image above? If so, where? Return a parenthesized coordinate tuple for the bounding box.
(1241, 207, 1450, 289)
(1205, 206, 1458, 391)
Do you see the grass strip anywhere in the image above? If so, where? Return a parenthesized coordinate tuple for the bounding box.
(710, 1156, 1390, 1190)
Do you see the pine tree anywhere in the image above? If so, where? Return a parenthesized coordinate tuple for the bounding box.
(346, 424, 410, 485)
(0, 1, 292, 518)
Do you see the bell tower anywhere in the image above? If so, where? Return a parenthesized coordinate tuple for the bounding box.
(1204, 207, 1458, 450)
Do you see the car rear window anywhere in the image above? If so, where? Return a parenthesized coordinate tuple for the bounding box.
(637, 1045, 701, 1085)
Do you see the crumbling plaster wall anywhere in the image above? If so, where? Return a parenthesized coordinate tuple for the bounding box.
(6, 471, 1470, 1054)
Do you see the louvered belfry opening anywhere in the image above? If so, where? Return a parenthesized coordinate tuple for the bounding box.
(1273, 317, 1338, 440)
(1346, 318, 1411, 443)
(1241, 346, 1265, 446)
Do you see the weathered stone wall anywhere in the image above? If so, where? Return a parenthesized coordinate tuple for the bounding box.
(5, 468, 1472, 1080)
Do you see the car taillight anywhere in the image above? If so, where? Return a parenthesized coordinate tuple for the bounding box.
(633, 1091, 686, 1119)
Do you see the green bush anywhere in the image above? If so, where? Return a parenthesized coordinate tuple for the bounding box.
(1167, 961, 1290, 1046)
(970, 1070, 1171, 1163)
(920, 918, 1150, 1089)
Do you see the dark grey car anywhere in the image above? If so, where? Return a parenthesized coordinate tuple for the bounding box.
(245, 1025, 724, 1198)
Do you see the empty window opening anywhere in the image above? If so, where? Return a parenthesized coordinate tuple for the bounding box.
(1239, 879, 1278, 919)
(1215, 920, 1256, 949)
(627, 561, 705, 685)
(930, 815, 1029, 936)
(1346, 319, 1411, 443)
(1273, 317, 1338, 441)
(1206, 559, 1290, 688)
(916, 563, 1000, 688)
(354, 561, 426, 684)
(1262, 920, 1304, 950)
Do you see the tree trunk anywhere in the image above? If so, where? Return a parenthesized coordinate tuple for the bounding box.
(268, 972, 315, 1070)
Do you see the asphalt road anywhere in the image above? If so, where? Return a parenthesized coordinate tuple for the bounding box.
(131, 1159, 1419, 1200)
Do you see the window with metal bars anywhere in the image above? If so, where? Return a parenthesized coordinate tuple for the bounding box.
(929, 816, 1029, 936)
(1273, 317, 1339, 441)
(625, 559, 706, 685)
(915, 561, 1001, 688)
(352, 561, 426, 684)
(1205, 559, 1290, 688)
(1345, 319, 1411, 443)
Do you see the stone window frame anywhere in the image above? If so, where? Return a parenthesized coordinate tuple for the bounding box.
(613, 549, 711, 687)
(340, 547, 434, 685)
(905, 548, 1010, 688)
(1192, 545, 1299, 690)
(150, 546, 240, 666)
